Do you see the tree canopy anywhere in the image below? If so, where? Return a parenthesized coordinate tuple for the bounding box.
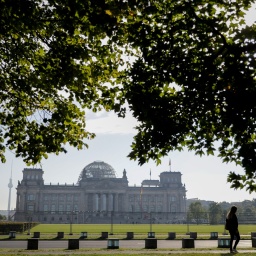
(0, 0, 124, 163)
(0, 0, 256, 192)
(188, 201, 207, 224)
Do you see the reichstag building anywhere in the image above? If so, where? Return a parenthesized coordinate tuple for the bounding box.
(15, 161, 187, 223)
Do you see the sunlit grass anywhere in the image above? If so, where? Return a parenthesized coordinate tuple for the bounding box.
(31, 223, 256, 235)
(1, 224, 256, 255)
(1, 224, 256, 240)
(0, 248, 255, 256)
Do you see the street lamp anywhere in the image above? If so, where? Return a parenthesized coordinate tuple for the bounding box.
(222, 213, 228, 235)
(149, 212, 152, 233)
(69, 211, 74, 235)
(27, 213, 32, 235)
(186, 210, 190, 235)
(110, 211, 114, 235)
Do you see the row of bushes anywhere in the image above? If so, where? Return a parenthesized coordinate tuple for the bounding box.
(0, 222, 39, 234)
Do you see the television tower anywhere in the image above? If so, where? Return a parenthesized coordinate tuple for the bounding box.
(169, 158, 171, 171)
(7, 164, 13, 221)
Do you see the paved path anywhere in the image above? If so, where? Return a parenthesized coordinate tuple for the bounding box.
(0, 239, 254, 249)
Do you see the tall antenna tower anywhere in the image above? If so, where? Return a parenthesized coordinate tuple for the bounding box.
(7, 162, 13, 221)
(169, 158, 171, 171)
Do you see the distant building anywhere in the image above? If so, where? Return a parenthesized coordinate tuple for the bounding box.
(15, 161, 187, 223)
(186, 198, 215, 209)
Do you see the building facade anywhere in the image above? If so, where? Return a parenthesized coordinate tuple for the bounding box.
(15, 161, 187, 223)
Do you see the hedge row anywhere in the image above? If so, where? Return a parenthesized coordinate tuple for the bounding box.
(0, 222, 39, 234)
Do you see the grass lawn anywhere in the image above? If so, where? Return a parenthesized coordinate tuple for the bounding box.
(0, 248, 256, 256)
(1, 223, 255, 240)
(1, 224, 256, 255)
(31, 223, 256, 235)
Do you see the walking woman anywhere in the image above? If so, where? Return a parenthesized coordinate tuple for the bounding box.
(226, 205, 240, 253)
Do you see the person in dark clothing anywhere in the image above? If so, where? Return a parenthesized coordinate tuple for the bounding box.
(226, 205, 240, 253)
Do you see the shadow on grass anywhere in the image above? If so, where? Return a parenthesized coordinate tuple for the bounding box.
(52, 237, 64, 240)
(96, 237, 108, 240)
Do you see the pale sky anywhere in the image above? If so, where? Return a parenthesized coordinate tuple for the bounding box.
(1, 109, 255, 210)
(0, 3, 255, 211)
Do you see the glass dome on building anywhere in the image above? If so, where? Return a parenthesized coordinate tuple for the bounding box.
(77, 161, 117, 182)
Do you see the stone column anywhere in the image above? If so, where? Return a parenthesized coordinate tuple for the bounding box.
(182, 195, 186, 213)
(124, 193, 127, 212)
(114, 193, 118, 212)
(162, 193, 167, 212)
(36, 192, 40, 212)
(93, 194, 99, 211)
(167, 194, 170, 212)
(100, 193, 106, 211)
(84, 193, 88, 211)
(178, 194, 182, 212)
(16, 193, 20, 211)
(108, 194, 113, 212)
(80, 191, 85, 211)
(22, 192, 26, 211)
(120, 193, 126, 212)
(39, 192, 44, 212)
(106, 194, 109, 212)
(97, 193, 100, 211)
(98, 194, 101, 211)
(122, 193, 128, 212)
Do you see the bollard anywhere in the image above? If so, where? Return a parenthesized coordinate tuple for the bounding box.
(167, 232, 176, 240)
(147, 232, 155, 238)
(210, 232, 218, 239)
(107, 238, 119, 249)
(182, 238, 195, 248)
(218, 238, 230, 248)
(101, 232, 108, 239)
(33, 232, 40, 238)
(27, 239, 39, 250)
(190, 232, 197, 239)
(57, 232, 64, 239)
(145, 238, 157, 249)
(68, 239, 79, 250)
(252, 237, 256, 247)
(80, 232, 87, 239)
(251, 232, 256, 239)
(126, 232, 134, 239)
(9, 231, 16, 239)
